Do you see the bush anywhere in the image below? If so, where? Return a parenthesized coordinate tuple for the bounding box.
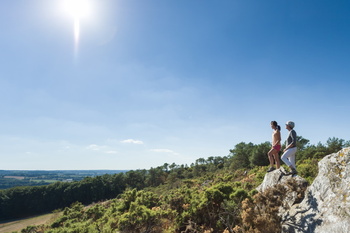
(240, 178, 307, 233)
(297, 159, 319, 184)
(241, 185, 286, 233)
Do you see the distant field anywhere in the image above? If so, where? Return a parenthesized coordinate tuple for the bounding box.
(30, 179, 57, 183)
(0, 213, 60, 233)
(0, 170, 128, 189)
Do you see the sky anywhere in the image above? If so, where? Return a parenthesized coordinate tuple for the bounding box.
(1, 0, 349, 170)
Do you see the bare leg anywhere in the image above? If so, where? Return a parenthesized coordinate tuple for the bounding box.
(267, 148, 276, 167)
(272, 152, 280, 169)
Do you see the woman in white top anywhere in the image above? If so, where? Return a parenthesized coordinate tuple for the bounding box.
(281, 121, 298, 175)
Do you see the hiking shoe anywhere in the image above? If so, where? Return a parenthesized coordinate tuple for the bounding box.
(267, 167, 276, 172)
(291, 168, 298, 176)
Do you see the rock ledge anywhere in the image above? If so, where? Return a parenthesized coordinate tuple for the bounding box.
(281, 147, 350, 233)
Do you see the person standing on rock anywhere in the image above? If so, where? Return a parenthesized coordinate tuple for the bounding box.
(281, 121, 298, 175)
(267, 121, 281, 172)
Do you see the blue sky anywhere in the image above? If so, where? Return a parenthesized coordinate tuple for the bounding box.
(1, 0, 349, 170)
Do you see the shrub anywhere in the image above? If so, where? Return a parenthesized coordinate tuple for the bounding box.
(240, 178, 307, 233)
(241, 185, 286, 233)
(296, 159, 319, 184)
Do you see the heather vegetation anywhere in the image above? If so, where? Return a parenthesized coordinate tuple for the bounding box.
(1, 137, 349, 233)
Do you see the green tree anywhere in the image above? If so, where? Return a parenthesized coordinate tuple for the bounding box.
(250, 142, 270, 167)
(125, 170, 147, 190)
(229, 142, 254, 170)
(146, 167, 167, 187)
(297, 136, 310, 151)
(326, 137, 344, 154)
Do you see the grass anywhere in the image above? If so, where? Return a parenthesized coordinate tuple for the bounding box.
(0, 212, 60, 233)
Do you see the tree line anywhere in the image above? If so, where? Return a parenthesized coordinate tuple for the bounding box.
(0, 137, 348, 221)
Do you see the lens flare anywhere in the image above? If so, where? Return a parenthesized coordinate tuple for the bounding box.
(74, 19, 80, 54)
(63, 0, 92, 57)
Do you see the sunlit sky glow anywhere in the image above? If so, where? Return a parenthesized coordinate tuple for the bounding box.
(63, 0, 93, 57)
(64, 0, 91, 19)
(1, 0, 349, 170)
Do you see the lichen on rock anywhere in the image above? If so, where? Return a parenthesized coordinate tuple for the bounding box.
(281, 147, 350, 233)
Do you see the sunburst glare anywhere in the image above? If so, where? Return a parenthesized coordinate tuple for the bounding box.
(63, 0, 92, 56)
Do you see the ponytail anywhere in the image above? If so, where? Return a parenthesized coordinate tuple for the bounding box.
(271, 121, 281, 131)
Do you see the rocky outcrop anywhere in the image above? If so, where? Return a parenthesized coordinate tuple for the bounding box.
(257, 167, 308, 209)
(257, 147, 350, 233)
(257, 167, 307, 193)
(281, 147, 350, 233)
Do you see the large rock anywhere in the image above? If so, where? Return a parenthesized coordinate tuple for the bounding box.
(257, 167, 308, 208)
(257, 167, 308, 193)
(281, 147, 350, 233)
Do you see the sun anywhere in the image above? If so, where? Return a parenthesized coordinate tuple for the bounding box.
(64, 0, 91, 19)
(63, 0, 92, 55)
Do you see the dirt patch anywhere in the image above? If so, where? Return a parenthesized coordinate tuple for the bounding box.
(0, 213, 60, 233)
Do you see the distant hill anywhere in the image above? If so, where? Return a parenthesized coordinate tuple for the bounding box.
(0, 170, 128, 190)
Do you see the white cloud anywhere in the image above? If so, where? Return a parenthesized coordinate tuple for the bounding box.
(150, 149, 178, 155)
(86, 144, 118, 155)
(86, 144, 103, 151)
(120, 139, 144, 145)
(105, 150, 118, 154)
